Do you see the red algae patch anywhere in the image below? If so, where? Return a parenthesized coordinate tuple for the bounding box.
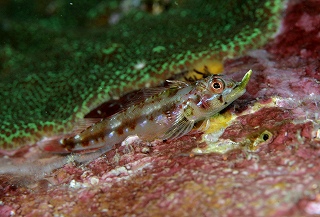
(267, 0, 320, 58)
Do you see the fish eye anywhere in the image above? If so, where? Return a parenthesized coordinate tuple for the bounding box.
(210, 78, 225, 94)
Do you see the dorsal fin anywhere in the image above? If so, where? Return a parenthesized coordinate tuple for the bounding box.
(115, 87, 169, 112)
(87, 86, 170, 119)
(103, 84, 186, 115)
(126, 82, 189, 104)
(165, 80, 190, 89)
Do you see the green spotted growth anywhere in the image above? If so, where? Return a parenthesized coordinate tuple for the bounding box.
(0, 0, 285, 150)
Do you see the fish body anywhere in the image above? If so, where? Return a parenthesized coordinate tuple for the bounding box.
(57, 70, 252, 153)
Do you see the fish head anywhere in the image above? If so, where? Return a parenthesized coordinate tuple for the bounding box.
(192, 69, 252, 118)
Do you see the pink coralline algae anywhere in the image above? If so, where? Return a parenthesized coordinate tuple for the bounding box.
(1, 0, 320, 216)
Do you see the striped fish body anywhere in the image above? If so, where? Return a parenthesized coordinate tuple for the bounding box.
(58, 70, 252, 152)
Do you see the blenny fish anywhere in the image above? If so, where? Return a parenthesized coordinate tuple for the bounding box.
(42, 70, 252, 153)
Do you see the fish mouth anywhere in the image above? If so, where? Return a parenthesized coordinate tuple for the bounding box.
(224, 69, 252, 102)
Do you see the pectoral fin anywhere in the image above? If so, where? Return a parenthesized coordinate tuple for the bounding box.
(162, 113, 195, 140)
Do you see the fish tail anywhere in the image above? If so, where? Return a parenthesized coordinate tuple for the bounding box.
(37, 135, 71, 154)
